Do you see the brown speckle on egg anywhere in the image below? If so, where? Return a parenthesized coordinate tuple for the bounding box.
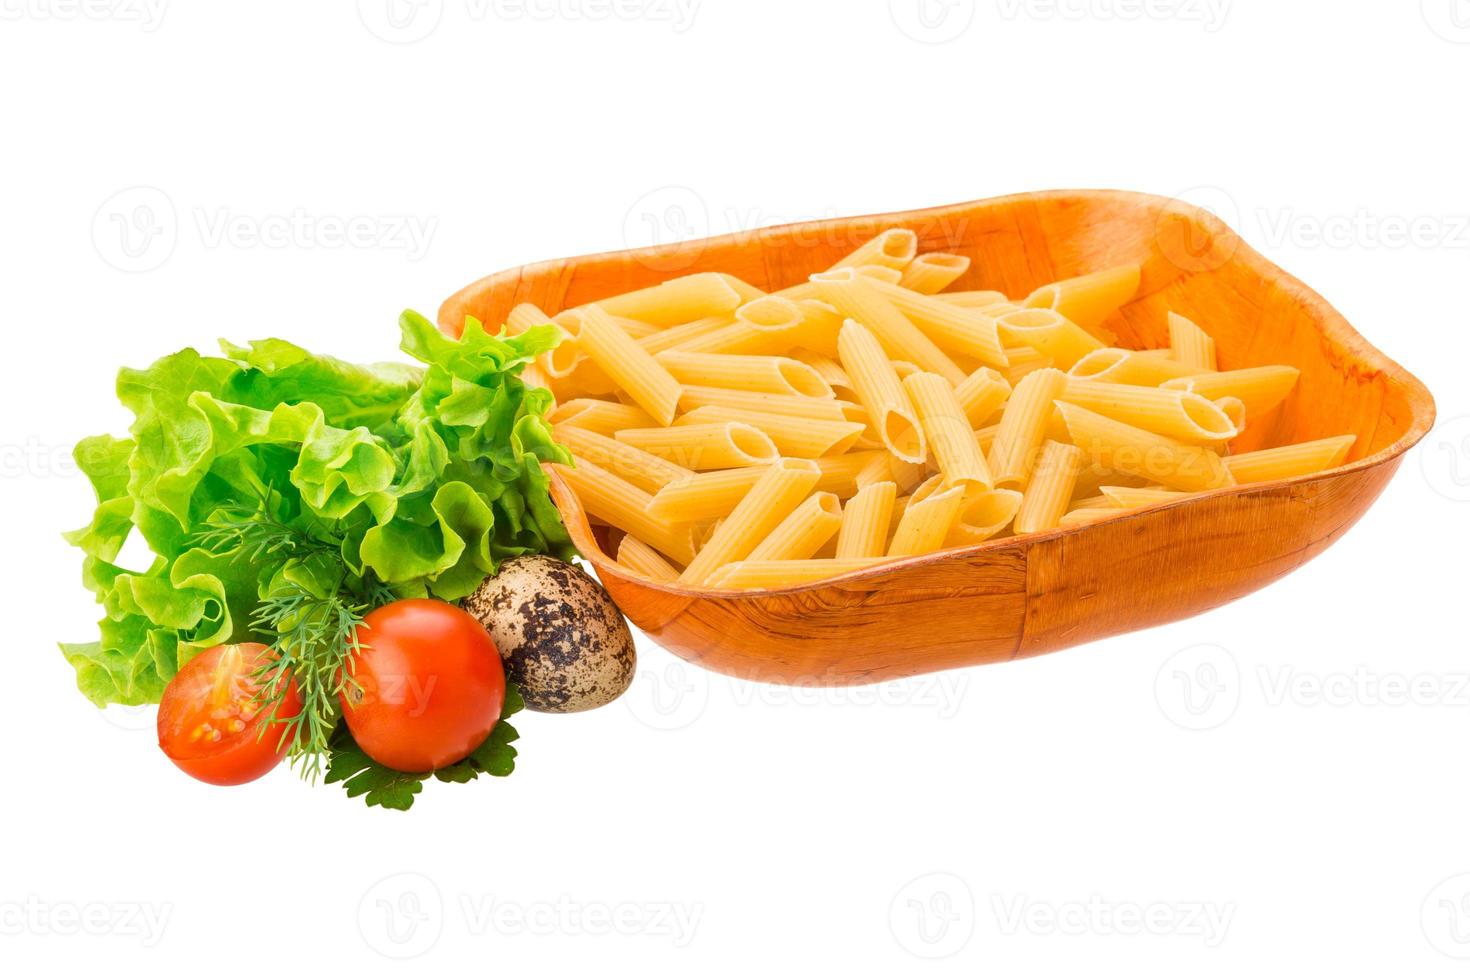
(462, 555, 635, 713)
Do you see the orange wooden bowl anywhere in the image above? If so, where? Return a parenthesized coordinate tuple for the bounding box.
(439, 189, 1435, 686)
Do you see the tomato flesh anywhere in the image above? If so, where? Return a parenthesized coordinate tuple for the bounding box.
(157, 642, 301, 786)
(340, 599, 505, 773)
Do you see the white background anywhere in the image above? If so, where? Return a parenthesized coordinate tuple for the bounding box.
(2, 1, 1468, 976)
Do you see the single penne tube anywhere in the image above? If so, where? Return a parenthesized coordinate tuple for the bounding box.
(655, 350, 835, 398)
(556, 308, 656, 340)
(946, 488, 1023, 546)
(902, 372, 994, 491)
(811, 450, 888, 498)
(647, 466, 769, 522)
(940, 289, 1009, 308)
(853, 264, 904, 284)
(746, 492, 843, 562)
(1068, 347, 1201, 386)
(899, 252, 971, 294)
(887, 485, 966, 557)
(554, 425, 693, 494)
(1055, 402, 1233, 492)
(556, 353, 620, 397)
(507, 302, 557, 334)
(674, 405, 866, 458)
(574, 305, 684, 424)
(1060, 378, 1239, 443)
(616, 421, 780, 471)
(1071, 461, 1150, 500)
(987, 367, 1069, 488)
(519, 361, 554, 395)
(1161, 365, 1300, 417)
(974, 422, 999, 455)
(553, 459, 696, 565)
(1213, 396, 1246, 436)
(678, 385, 864, 422)
(835, 480, 897, 558)
(616, 535, 681, 581)
(788, 300, 846, 356)
(675, 296, 806, 356)
(703, 558, 886, 590)
(1068, 493, 1113, 510)
(1013, 440, 1085, 533)
(995, 308, 1104, 369)
(1099, 485, 1189, 508)
(638, 315, 737, 355)
(1168, 312, 1218, 371)
(865, 278, 1009, 369)
(591, 272, 742, 326)
(1023, 264, 1141, 333)
(837, 319, 927, 464)
(811, 268, 966, 384)
(853, 450, 897, 490)
(548, 398, 656, 436)
(826, 228, 918, 272)
(953, 367, 1012, 427)
(1058, 505, 1126, 528)
(1001, 345, 1055, 384)
(719, 273, 767, 303)
(679, 458, 822, 585)
(542, 333, 586, 379)
(795, 349, 857, 399)
(1223, 435, 1356, 484)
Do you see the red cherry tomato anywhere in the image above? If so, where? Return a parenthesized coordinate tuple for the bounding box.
(339, 599, 505, 773)
(157, 642, 301, 786)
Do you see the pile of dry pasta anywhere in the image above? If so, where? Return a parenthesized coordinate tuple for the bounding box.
(504, 229, 1356, 590)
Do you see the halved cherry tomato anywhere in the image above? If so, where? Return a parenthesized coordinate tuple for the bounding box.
(157, 642, 301, 786)
(340, 599, 505, 773)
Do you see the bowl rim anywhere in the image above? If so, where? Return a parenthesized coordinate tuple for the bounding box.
(444, 188, 1437, 599)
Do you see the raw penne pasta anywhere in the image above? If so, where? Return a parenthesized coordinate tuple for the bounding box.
(1222, 435, 1356, 483)
(719, 274, 767, 303)
(795, 349, 857, 399)
(865, 278, 1009, 369)
(1023, 264, 1141, 334)
(616, 535, 681, 580)
(826, 227, 918, 272)
(616, 421, 780, 470)
(835, 480, 897, 558)
(638, 315, 736, 355)
(1099, 485, 1188, 508)
(1058, 505, 1126, 528)
(1168, 312, 1218, 371)
(995, 308, 1104, 369)
(946, 488, 1023, 546)
(554, 425, 693, 494)
(704, 558, 885, 590)
(746, 492, 843, 562)
(887, 485, 966, 557)
(675, 296, 806, 356)
(853, 264, 904, 284)
(520, 361, 554, 394)
(838, 319, 927, 464)
(678, 385, 864, 422)
(674, 405, 867, 458)
(1013, 440, 1084, 533)
(655, 350, 834, 398)
(810, 450, 888, 498)
(574, 305, 683, 425)
(853, 451, 896, 490)
(507, 302, 556, 335)
(1055, 402, 1233, 492)
(902, 372, 993, 491)
(647, 466, 769, 522)
(1060, 378, 1239, 443)
(593, 272, 742, 326)
(554, 458, 696, 565)
(987, 367, 1068, 488)
(1068, 347, 1201, 386)
(1213, 396, 1246, 436)
(679, 458, 821, 585)
(556, 308, 657, 339)
(899, 252, 971, 294)
(940, 289, 1009, 308)
(548, 398, 655, 436)
(1162, 365, 1300, 417)
(953, 367, 1012, 427)
(811, 268, 966, 384)
(1001, 345, 1055, 384)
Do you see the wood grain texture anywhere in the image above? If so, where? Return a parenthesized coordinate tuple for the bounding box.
(440, 189, 1436, 685)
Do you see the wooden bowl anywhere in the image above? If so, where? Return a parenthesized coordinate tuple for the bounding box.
(439, 189, 1435, 685)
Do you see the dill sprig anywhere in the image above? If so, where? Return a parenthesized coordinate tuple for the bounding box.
(190, 495, 345, 566)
